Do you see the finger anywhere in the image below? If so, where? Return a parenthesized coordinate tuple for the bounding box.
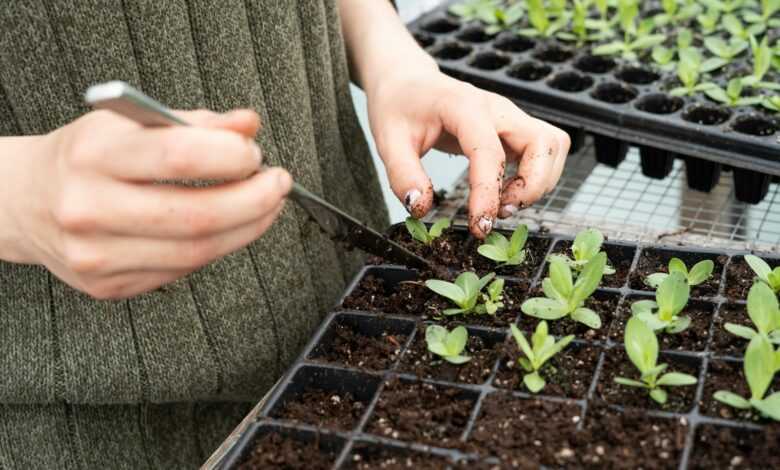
(58, 168, 292, 239)
(377, 126, 434, 218)
(82, 269, 194, 300)
(546, 125, 570, 193)
(180, 108, 262, 138)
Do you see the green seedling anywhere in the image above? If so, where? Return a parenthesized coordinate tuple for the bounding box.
(704, 78, 765, 106)
(696, 7, 721, 34)
(701, 0, 752, 14)
(426, 272, 500, 315)
(426, 325, 471, 364)
(614, 317, 698, 404)
(557, 0, 614, 45)
(652, 0, 701, 26)
(593, 17, 665, 60)
(632, 272, 691, 333)
(509, 321, 574, 393)
(741, 36, 780, 90)
(714, 334, 780, 420)
(651, 29, 693, 70)
(725, 281, 780, 345)
(480, 278, 505, 315)
(483, 2, 526, 34)
(477, 224, 529, 266)
(745, 254, 780, 293)
(519, 0, 571, 38)
(448, 0, 503, 23)
(702, 36, 749, 71)
(405, 217, 450, 245)
(670, 48, 717, 96)
(743, 0, 780, 27)
(521, 253, 606, 329)
(722, 13, 766, 41)
(763, 95, 780, 112)
(548, 228, 615, 276)
(645, 257, 715, 289)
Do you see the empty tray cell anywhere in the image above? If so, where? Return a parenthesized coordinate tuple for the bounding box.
(267, 365, 380, 431)
(493, 340, 600, 399)
(685, 156, 722, 193)
(467, 393, 581, 467)
(590, 82, 638, 104)
(366, 378, 478, 447)
(688, 424, 780, 470)
(398, 325, 504, 385)
(635, 93, 684, 115)
(732, 114, 777, 137)
(533, 44, 574, 63)
(614, 65, 660, 85)
(546, 239, 636, 289)
(420, 17, 459, 34)
(341, 265, 421, 313)
(222, 423, 345, 470)
(493, 32, 535, 52)
(681, 104, 731, 125)
(345, 441, 452, 469)
(596, 349, 701, 413)
(547, 70, 594, 92)
(574, 54, 617, 74)
(456, 26, 492, 43)
(700, 358, 780, 422)
(724, 254, 780, 301)
(630, 247, 727, 298)
(307, 313, 414, 371)
(593, 135, 628, 167)
(431, 41, 472, 60)
(468, 51, 510, 71)
(507, 60, 552, 81)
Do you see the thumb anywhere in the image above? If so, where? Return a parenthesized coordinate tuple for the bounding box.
(378, 132, 434, 219)
(178, 109, 262, 139)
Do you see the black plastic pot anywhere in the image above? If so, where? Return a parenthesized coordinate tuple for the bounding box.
(732, 167, 771, 205)
(685, 156, 722, 193)
(639, 146, 675, 179)
(593, 134, 628, 168)
(218, 225, 780, 469)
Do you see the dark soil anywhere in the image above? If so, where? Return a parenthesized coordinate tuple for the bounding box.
(346, 443, 451, 470)
(466, 393, 581, 468)
(636, 93, 684, 114)
(724, 255, 780, 300)
(398, 328, 500, 384)
(493, 340, 599, 399)
(237, 431, 338, 470)
(310, 322, 406, 371)
(609, 299, 714, 352)
(367, 379, 476, 448)
(689, 424, 780, 470)
(341, 274, 528, 328)
(272, 388, 367, 431)
(516, 290, 621, 342)
(596, 350, 699, 413)
(629, 248, 727, 298)
(591, 82, 638, 104)
(546, 240, 635, 289)
(548, 71, 594, 92)
(700, 359, 780, 422)
(681, 104, 732, 125)
(709, 303, 750, 356)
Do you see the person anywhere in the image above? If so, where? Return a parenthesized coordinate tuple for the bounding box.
(0, 1, 568, 468)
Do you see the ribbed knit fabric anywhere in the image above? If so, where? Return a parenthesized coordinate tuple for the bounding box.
(0, 1, 388, 468)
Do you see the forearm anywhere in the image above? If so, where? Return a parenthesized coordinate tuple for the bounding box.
(338, 0, 438, 95)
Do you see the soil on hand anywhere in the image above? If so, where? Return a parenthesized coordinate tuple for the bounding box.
(709, 303, 750, 356)
(688, 424, 780, 470)
(700, 359, 780, 422)
(367, 378, 475, 448)
(273, 388, 367, 431)
(342, 274, 529, 328)
(346, 443, 452, 470)
(398, 328, 500, 384)
(547, 240, 635, 289)
(385, 225, 551, 281)
(609, 299, 714, 352)
(237, 431, 337, 470)
(466, 393, 581, 468)
(515, 290, 621, 342)
(724, 255, 779, 300)
(596, 350, 699, 413)
(493, 340, 599, 399)
(629, 249, 726, 298)
(311, 322, 406, 371)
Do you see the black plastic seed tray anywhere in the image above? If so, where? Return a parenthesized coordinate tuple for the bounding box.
(407, 3, 780, 204)
(219, 226, 780, 469)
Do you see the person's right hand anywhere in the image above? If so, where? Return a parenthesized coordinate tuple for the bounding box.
(0, 109, 291, 300)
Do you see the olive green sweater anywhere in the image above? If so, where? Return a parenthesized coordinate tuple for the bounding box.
(0, 1, 388, 468)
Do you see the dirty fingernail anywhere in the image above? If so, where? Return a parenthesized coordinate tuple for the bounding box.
(499, 204, 518, 218)
(404, 189, 422, 214)
(478, 216, 493, 235)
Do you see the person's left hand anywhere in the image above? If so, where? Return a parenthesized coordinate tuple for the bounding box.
(366, 69, 569, 239)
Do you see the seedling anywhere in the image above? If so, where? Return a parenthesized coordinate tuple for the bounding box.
(547, 228, 615, 276)
(521, 253, 606, 329)
(405, 217, 450, 245)
(484, 2, 526, 34)
(477, 224, 529, 266)
(704, 78, 765, 106)
(742, 36, 780, 90)
(702, 36, 749, 72)
(480, 278, 505, 315)
(510, 322, 574, 393)
(632, 272, 691, 333)
(652, 46, 677, 70)
(701, 0, 752, 14)
(518, 0, 570, 38)
(557, 0, 613, 45)
(744, 254, 780, 293)
(743, 0, 780, 28)
(426, 272, 501, 316)
(425, 325, 471, 364)
(714, 334, 780, 420)
(448, 0, 503, 23)
(652, 0, 701, 27)
(722, 13, 766, 42)
(645, 257, 715, 289)
(614, 317, 698, 404)
(696, 7, 721, 35)
(592, 17, 665, 60)
(670, 48, 717, 97)
(724, 281, 780, 345)
(763, 95, 780, 112)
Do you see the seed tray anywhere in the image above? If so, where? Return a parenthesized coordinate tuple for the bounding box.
(220, 226, 780, 469)
(406, 3, 780, 204)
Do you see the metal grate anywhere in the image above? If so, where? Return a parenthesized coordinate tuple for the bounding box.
(427, 141, 780, 253)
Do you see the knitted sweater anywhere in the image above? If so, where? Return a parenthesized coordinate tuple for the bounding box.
(0, 1, 388, 468)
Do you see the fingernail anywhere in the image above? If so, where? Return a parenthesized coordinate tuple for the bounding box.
(250, 142, 262, 167)
(404, 189, 421, 213)
(499, 204, 518, 218)
(478, 216, 493, 235)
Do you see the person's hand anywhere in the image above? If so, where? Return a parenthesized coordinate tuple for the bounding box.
(366, 69, 569, 239)
(0, 109, 291, 299)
